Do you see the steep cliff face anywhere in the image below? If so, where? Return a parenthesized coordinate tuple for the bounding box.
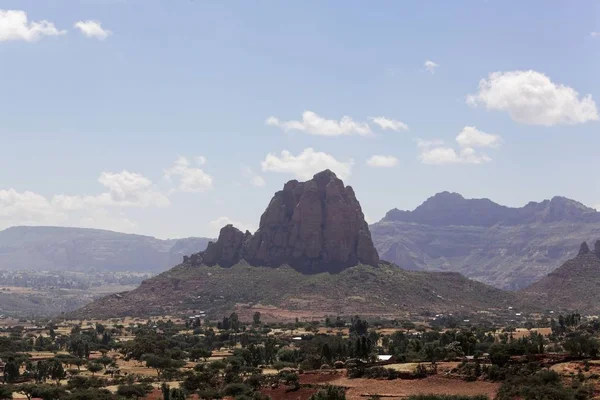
(190, 170, 379, 273)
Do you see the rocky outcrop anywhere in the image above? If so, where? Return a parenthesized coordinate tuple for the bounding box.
(189, 170, 379, 273)
(579, 241, 591, 255)
(595, 240, 600, 256)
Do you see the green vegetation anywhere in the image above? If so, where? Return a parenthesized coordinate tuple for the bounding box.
(0, 311, 599, 399)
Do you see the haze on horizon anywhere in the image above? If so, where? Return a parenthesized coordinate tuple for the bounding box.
(0, 1, 599, 239)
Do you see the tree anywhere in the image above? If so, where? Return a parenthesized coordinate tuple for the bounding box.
(309, 385, 346, 400)
(3, 359, 20, 383)
(253, 312, 261, 325)
(18, 384, 66, 400)
(0, 386, 13, 400)
(87, 363, 103, 376)
(142, 354, 184, 379)
(322, 343, 332, 363)
(117, 384, 153, 399)
(50, 360, 66, 385)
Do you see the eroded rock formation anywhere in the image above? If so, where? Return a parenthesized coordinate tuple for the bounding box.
(189, 169, 379, 273)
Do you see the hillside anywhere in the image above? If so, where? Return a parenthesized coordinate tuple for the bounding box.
(0, 226, 211, 273)
(74, 170, 531, 319)
(371, 193, 600, 289)
(522, 241, 600, 313)
(71, 261, 526, 319)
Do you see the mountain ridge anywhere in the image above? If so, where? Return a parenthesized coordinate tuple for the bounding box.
(0, 226, 212, 273)
(372, 192, 600, 289)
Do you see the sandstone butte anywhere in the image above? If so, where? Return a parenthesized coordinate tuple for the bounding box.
(184, 169, 380, 273)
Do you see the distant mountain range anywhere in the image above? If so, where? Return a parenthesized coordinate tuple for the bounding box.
(0, 226, 211, 273)
(371, 192, 600, 289)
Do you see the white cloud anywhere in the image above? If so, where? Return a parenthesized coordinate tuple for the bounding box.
(208, 216, 254, 237)
(467, 70, 599, 126)
(53, 171, 169, 210)
(0, 189, 65, 226)
(196, 156, 207, 165)
(241, 166, 266, 188)
(366, 155, 398, 168)
(0, 169, 170, 232)
(261, 148, 353, 180)
(455, 126, 502, 148)
(424, 60, 439, 73)
(74, 20, 111, 40)
(418, 126, 501, 165)
(369, 117, 409, 131)
(591, 32, 599, 38)
(266, 111, 372, 136)
(165, 156, 213, 193)
(0, 9, 66, 42)
(419, 147, 491, 165)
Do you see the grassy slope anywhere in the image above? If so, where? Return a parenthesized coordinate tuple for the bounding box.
(522, 253, 600, 313)
(73, 262, 527, 319)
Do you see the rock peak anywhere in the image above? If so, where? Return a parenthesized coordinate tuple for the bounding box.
(192, 170, 379, 273)
(579, 241, 591, 255)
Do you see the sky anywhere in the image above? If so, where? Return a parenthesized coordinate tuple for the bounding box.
(0, 0, 599, 239)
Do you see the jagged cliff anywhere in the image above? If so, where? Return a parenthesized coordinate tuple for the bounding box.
(522, 240, 600, 312)
(186, 169, 379, 273)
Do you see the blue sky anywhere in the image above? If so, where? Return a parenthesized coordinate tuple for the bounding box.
(0, 0, 599, 238)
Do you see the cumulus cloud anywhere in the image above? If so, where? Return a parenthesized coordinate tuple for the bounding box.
(366, 155, 398, 168)
(74, 20, 111, 40)
(165, 156, 213, 193)
(0, 9, 66, 42)
(424, 60, 439, 73)
(467, 70, 599, 126)
(0, 169, 169, 231)
(196, 156, 207, 165)
(261, 148, 353, 180)
(241, 166, 266, 188)
(266, 111, 372, 136)
(369, 117, 409, 131)
(418, 126, 501, 165)
(53, 170, 169, 209)
(419, 147, 491, 165)
(591, 32, 599, 38)
(0, 189, 65, 226)
(208, 216, 254, 237)
(455, 126, 502, 148)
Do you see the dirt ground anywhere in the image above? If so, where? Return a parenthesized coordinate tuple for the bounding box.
(260, 386, 318, 400)
(328, 375, 500, 400)
(386, 362, 460, 374)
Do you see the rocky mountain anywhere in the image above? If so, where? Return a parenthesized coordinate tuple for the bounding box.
(371, 193, 600, 290)
(73, 170, 527, 319)
(192, 169, 379, 273)
(522, 241, 600, 313)
(0, 226, 211, 273)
